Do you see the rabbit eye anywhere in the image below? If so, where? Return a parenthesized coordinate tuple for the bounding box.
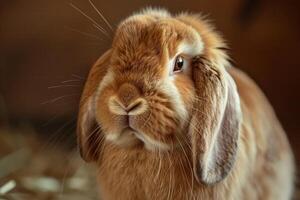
(173, 56, 184, 73)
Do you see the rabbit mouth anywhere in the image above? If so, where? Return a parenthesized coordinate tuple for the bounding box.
(105, 127, 142, 148)
(134, 132, 170, 151)
(105, 126, 171, 151)
(122, 127, 171, 151)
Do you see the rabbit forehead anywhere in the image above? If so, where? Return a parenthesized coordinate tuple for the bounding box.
(111, 14, 203, 75)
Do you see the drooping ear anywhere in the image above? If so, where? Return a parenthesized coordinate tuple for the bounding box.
(77, 50, 111, 162)
(190, 55, 241, 185)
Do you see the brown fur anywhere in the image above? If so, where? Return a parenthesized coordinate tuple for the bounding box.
(77, 8, 295, 199)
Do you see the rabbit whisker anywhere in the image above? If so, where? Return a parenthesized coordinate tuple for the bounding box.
(93, 130, 105, 159)
(166, 151, 172, 200)
(180, 115, 202, 136)
(69, 3, 110, 38)
(174, 134, 193, 192)
(92, 24, 111, 38)
(41, 93, 80, 105)
(71, 74, 84, 80)
(154, 147, 163, 181)
(175, 133, 196, 199)
(141, 109, 152, 129)
(41, 117, 77, 151)
(83, 125, 103, 159)
(61, 79, 82, 84)
(83, 125, 101, 144)
(88, 0, 114, 31)
(169, 144, 175, 200)
(48, 84, 80, 89)
(65, 26, 102, 40)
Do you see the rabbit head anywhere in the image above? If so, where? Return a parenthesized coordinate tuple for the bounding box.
(77, 9, 241, 185)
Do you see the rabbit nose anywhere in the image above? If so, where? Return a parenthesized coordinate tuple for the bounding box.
(109, 97, 147, 115)
(108, 83, 147, 115)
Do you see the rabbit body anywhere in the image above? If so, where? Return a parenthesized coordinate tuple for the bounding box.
(77, 9, 295, 200)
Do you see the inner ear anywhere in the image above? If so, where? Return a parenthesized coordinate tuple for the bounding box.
(77, 96, 103, 162)
(190, 62, 241, 185)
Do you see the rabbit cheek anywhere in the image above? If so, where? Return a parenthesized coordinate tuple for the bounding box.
(157, 78, 189, 127)
(129, 106, 177, 151)
(127, 78, 191, 149)
(173, 74, 195, 116)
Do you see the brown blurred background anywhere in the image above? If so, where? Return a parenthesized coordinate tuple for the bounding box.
(0, 0, 299, 159)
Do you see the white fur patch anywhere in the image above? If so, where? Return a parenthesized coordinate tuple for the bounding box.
(167, 37, 204, 75)
(105, 132, 120, 142)
(134, 131, 170, 151)
(106, 128, 170, 151)
(177, 37, 204, 57)
(158, 78, 187, 123)
(80, 97, 94, 137)
(140, 7, 170, 18)
(94, 70, 115, 124)
(96, 70, 114, 97)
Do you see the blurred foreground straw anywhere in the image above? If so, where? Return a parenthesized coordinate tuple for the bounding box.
(0, 126, 99, 200)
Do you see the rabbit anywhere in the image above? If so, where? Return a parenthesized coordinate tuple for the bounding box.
(76, 8, 295, 200)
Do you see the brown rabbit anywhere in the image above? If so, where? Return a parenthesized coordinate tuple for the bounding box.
(77, 8, 295, 200)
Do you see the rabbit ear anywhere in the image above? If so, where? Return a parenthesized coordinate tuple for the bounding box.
(77, 50, 111, 162)
(190, 56, 241, 185)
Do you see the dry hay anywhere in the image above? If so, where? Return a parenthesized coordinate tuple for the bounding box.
(0, 126, 99, 200)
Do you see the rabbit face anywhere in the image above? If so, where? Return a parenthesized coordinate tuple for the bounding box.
(95, 16, 204, 151)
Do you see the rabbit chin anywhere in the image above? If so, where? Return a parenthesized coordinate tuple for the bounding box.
(105, 127, 171, 151)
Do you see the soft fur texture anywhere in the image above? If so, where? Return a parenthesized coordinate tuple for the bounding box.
(77, 8, 295, 200)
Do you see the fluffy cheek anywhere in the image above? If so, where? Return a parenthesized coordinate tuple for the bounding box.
(158, 75, 194, 129)
(130, 75, 194, 148)
(129, 102, 178, 145)
(174, 74, 195, 118)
